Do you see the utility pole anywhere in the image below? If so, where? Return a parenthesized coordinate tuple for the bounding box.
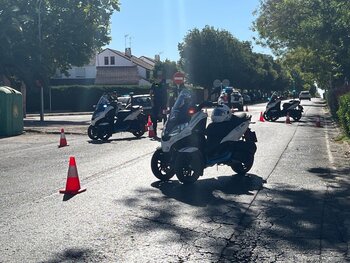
(38, 0, 44, 121)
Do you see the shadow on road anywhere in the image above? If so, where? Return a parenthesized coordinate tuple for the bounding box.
(87, 135, 147, 144)
(42, 248, 93, 263)
(150, 173, 266, 207)
(116, 163, 349, 261)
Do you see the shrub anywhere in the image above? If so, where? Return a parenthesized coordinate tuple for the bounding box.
(337, 92, 350, 136)
(326, 85, 350, 119)
(26, 85, 149, 112)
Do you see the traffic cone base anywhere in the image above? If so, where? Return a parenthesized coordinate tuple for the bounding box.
(58, 128, 68, 148)
(59, 157, 86, 195)
(148, 124, 155, 138)
(315, 116, 321, 127)
(259, 112, 265, 122)
(147, 115, 155, 138)
(286, 113, 291, 124)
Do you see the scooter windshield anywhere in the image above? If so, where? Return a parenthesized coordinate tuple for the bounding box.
(164, 89, 192, 136)
(97, 95, 110, 107)
(93, 95, 111, 116)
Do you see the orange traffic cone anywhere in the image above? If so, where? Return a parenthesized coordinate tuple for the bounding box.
(315, 116, 321, 127)
(147, 115, 152, 127)
(259, 112, 265, 122)
(285, 112, 291, 124)
(59, 156, 86, 195)
(147, 115, 155, 138)
(245, 105, 249, 112)
(58, 128, 68, 148)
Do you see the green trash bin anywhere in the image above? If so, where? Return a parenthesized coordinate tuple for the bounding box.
(0, 86, 23, 136)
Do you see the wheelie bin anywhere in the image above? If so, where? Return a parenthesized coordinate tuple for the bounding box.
(0, 86, 23, 136)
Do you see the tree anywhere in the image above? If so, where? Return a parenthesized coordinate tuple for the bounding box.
(178, 26, 259, 90)
(253, 0, 350, 88)
(0, 0, 120, 89)
(153, 59, 179, 81)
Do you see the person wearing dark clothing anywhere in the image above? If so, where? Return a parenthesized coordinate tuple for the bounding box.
(150, 77, 167, 136)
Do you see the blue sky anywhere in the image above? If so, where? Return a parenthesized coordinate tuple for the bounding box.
(108, 0, 270, 61)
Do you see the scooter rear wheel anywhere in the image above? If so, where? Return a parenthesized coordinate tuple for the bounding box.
(88, 125, 99, 140)
(151, 149, 175, 181)
(291, 110, 302, 121)
(231, 155, 254, 175)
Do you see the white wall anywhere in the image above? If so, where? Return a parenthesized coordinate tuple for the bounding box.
(137, 66, 147, 79)
(96, 49, 133, 67)
(54, 65, 96, 79)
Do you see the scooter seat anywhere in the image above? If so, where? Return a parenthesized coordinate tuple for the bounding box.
(131, 105, 141, 110)
(233, 112, 248, 119)
(119, 109, 132, 114)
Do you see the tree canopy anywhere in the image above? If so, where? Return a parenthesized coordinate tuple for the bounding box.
(0, 0, 120, 89)
(178, 25, 289, 94)
(253, 0, 350, 89)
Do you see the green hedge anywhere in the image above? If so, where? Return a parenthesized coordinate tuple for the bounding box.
(26, 84, 205, 113)
(326, 86, 350, 118)
(27, 85, 150, 112)
(337, 92, 350, 136)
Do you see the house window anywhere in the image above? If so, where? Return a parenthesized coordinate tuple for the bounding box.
(110, 56, 115, 65)
(104, 56, 109, 65)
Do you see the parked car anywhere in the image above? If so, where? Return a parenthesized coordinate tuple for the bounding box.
(117, 95, 131, 109)
(117, 94, 152, 116)
(218, 87, 244, 111)
(299, 91, 311, 100)
(132, 94, 152, 116)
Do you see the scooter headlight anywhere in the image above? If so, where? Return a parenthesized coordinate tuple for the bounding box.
(167, 123, 188, 137)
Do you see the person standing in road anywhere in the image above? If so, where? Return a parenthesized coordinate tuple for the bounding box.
(150, 71, 167, 137)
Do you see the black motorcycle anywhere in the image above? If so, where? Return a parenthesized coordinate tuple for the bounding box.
(263, 96, 303, 122)
(87, 93, 147, 141)
(151, 89, 257, 184)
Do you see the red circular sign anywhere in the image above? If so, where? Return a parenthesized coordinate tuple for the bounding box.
(173, 72, 185, 85)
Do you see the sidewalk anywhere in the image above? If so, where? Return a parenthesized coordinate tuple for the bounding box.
(24, 112, 92, 135)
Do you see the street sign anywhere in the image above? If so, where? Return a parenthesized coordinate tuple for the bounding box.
(173, 72, 185, 85)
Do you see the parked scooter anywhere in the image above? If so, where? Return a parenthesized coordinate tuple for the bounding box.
(263, 94, 303, 122)
(87, 92, 147, 141)
(150, 89, 257, 184)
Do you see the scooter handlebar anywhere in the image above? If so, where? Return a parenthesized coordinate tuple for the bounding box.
(197, 101, 213, 111)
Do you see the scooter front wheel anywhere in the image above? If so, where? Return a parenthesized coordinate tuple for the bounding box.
(88, 125, 99, 140)
(151, 149, 175, 181)
(97, 126, 112, 141)
(132, 129, 145, 138)
(264, 111, 278, 122)
(174, 151, 203, 184)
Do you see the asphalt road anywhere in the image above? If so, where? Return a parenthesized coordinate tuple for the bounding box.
(0, 98, 349, 262)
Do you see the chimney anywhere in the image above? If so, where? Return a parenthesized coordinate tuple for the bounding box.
(155, 54, 160, 62)
(125, 48, 132, 57)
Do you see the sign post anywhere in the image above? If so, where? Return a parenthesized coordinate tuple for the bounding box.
(171, 72, 185, 108)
